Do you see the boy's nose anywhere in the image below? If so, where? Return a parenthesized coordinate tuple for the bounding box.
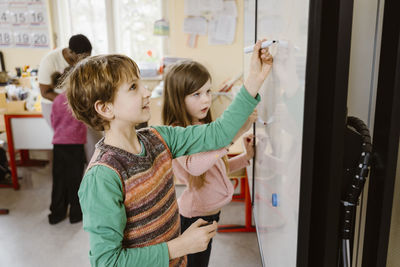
(142, 85, 151, 97)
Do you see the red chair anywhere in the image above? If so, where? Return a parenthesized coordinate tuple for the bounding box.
(0, 209, 9, 215)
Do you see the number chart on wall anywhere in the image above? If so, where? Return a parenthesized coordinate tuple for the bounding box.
(0, 0, 50, 49)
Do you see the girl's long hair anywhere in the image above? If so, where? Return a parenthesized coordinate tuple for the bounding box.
(163, 60, 212, 127)
(162, 60, 229, 189)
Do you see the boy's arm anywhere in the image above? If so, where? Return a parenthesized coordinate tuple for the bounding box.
(79, 166, 169, 267)
(153, 86, 260, 158)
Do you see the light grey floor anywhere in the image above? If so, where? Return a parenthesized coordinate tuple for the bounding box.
(0, 151, 262, 267)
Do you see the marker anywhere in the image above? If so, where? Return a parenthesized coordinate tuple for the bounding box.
(272, 193, 278, 207)
(244, 40, 278, 53)
(257, 116, 274, 126)
(257, 117, 267, 126)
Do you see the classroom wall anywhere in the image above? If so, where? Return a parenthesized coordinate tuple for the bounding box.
(2, 0, 243, 90)
(0, 0, 54, 73)
(167, 0, 244, 90)
(1, 48, 50, 73)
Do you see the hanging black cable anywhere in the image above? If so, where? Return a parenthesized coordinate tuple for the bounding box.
(340, 116, 372, 267)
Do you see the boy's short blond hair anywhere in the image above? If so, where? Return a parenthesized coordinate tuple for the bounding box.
(64, 54, 140, 131)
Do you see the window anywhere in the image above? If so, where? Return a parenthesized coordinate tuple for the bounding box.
(115, 0, 163, 63)
(55, 0, 163, 64)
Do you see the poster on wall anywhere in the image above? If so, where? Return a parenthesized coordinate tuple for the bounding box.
(183, 0, 238, 46)
(0, 0, 50, 48)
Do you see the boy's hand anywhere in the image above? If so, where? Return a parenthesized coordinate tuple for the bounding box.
(243, 133, 255, 161)
(167, 219, 217, 259)
(245, 109, 258, 128)
(244, 39, 274, 97)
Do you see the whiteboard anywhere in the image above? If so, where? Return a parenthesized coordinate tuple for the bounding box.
(245, 0, 309, 266)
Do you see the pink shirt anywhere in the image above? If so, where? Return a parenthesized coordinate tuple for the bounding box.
(51, 93, 87, 145)
(174, 147, 250, 218)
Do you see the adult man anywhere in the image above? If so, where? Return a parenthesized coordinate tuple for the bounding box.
(38, 34, 101, 163)
(38, 34, 92, 124)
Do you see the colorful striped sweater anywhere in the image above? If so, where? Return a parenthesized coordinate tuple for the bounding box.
(87, 128, 186, 267)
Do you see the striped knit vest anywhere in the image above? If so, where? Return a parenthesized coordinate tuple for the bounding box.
(88, 128, 186, 267)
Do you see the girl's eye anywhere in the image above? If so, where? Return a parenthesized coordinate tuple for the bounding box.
(206, 90, 211, 94)
(193, 92, 200, 97)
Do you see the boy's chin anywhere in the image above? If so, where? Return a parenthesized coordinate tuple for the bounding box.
(139, 115, 151, 124)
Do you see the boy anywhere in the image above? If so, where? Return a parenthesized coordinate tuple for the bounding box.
(65, 40, 272, 266)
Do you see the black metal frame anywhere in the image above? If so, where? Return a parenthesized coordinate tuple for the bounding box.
(362, 0, 400, 265)
(297, 0, 355, 266)
(250, 0, 399, 265)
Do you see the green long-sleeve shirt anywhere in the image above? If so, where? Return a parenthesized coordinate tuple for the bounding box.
(79, 86, 260, 267)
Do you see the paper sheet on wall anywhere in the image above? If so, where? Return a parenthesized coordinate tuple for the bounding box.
(184, 0, 223, 16)
(208, 15, 236, 45)
(216, 0, 237, 17)
(183, 16, 208, 35)
(183, 16, 207, 48)
(184, 0, 201, 16)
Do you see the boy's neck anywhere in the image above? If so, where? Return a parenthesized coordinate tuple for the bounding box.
(104, 126, 141, 154)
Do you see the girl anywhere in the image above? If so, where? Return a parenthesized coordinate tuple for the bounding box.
(48, 68, 86, 224)
(163, 61, 256, 267)
(65, 40, 272, 267)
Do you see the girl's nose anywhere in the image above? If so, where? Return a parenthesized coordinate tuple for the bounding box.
(202, 93, 211, 103)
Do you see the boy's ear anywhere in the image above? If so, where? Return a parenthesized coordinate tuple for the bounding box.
(94, 100, 114, 120)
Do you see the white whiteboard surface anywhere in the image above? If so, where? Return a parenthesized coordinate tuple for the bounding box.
(245, 0, 309, 266)
(11, 117, 53, 150)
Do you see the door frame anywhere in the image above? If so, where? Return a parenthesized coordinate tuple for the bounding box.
(297, 0, 355, 266)
(362, 0, 400, 265)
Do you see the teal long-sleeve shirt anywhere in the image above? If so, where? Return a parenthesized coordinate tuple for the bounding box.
(78, 86, 260, 267)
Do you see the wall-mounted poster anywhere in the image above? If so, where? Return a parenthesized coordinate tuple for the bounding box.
(0, 0, 50, 48)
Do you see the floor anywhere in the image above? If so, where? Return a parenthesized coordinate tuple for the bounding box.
(0, 151, 262, 267)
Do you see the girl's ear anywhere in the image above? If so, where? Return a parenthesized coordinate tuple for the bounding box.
(94, 100, 114, 120)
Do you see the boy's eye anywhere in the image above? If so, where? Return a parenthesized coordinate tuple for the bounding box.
(129, 83, 137, 90)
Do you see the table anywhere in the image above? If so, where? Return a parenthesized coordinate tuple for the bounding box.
(1, 112, 52, 190)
